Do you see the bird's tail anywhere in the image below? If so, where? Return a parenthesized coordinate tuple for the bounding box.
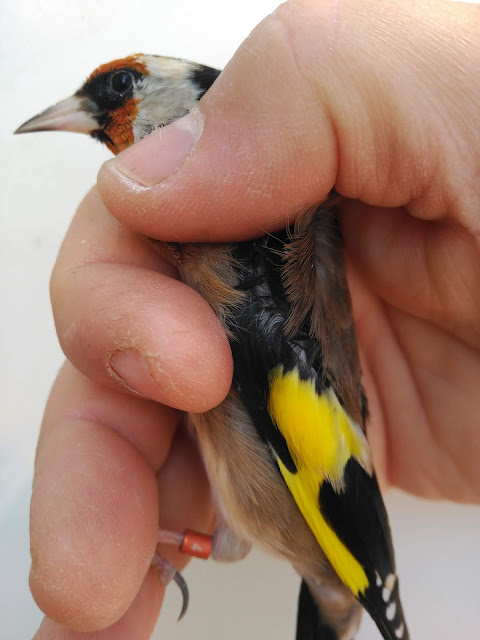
(359, 571, 410, 640)
(296, 579, 362, 640)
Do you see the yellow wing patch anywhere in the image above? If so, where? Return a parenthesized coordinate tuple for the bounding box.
(268, 366, 371, 596)
(277, 457, 369, 596)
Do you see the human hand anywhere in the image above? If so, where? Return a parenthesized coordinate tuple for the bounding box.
(32, 0, 480, 637)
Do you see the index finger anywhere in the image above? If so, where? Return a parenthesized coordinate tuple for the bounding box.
(50, 187, 233, 413)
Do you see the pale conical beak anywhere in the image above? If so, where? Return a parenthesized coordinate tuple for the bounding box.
(15, 95, 99, 135)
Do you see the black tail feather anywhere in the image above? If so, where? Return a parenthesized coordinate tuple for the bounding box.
(359, 573, 410, 640)
(296, 580, 337, 640)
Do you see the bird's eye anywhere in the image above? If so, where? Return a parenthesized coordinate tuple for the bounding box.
(109, 70, 134, 95)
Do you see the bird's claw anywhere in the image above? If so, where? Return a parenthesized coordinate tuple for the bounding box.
(153, 528, 212, 620)
(152, 552, 189, 621)
(173, 569, 190, 620)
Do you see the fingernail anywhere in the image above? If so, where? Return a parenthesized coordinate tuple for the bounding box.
(109, 348, 165, 398)
(114, 109, 203, 186)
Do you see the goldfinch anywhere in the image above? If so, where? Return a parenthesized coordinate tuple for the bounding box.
(16, 54, 410, 640)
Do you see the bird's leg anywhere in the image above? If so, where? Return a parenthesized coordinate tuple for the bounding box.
(157, 528, 214, 559)
(157, 517, 251, 563)
(152, 552, 190, 620)
(151, 530, 211, 621)
(153, 519, 251, 618)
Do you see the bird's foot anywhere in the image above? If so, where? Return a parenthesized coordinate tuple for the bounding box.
(152, 552, 190, 620)
(152, 528, 213, 620)
(153, 525, 251, 619)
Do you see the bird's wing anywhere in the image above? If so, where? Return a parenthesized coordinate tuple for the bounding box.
(228, 205, 409, 640)
(268, 365, 372, 596)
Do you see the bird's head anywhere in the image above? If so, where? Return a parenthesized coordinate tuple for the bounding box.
(15, 54, 220, 154)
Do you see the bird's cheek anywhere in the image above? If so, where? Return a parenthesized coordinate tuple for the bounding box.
(105, 98, 139, 154)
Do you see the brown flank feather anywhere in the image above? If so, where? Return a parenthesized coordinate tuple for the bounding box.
(158, 241, 245, 330)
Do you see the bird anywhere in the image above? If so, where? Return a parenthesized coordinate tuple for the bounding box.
(16, 53, 410, 640)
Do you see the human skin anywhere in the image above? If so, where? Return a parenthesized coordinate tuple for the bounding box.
(30, 0, 480, 637)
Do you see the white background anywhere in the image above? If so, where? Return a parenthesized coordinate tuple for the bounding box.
(2, 0, 480, 638)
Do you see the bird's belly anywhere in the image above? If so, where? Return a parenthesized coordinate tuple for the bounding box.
(191, 392, 328, 575)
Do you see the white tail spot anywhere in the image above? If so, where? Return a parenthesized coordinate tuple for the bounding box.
(385, 573, 396, 590)
(395, 623, 405, 638)
(386, 602, 396, 621)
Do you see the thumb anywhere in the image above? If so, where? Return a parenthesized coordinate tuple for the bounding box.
(97, 0, 480, 242)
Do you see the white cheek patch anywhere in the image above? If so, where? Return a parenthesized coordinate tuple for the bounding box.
(132, 70, 202, 144)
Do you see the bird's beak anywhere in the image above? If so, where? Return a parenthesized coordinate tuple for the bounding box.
(15, 95, 99, 135)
